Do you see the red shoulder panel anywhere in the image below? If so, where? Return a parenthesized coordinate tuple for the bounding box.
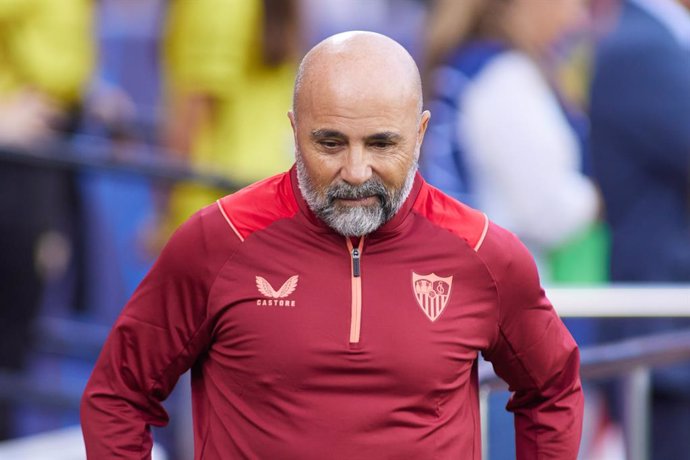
(217, 172, 299, 241)
(413, 183, 489, 251)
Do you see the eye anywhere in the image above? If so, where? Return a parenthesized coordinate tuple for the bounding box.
(318, 139, 342, 150)
(369, 141, 393, 150)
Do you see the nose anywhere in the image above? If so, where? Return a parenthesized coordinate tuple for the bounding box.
(340, 146, 372, 185)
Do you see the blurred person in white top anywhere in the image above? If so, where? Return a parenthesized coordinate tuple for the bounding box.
(422, 0, 602, 279)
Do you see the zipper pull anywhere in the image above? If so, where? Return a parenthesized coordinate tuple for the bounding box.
(352, 248, 361, 277)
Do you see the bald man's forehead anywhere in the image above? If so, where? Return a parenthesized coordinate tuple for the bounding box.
(294, 76, 421, 137)
(293, 31, 423, 117)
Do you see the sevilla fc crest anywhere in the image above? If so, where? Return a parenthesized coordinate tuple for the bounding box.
(412, 272, 453, 322)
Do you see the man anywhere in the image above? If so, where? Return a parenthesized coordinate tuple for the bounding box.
(590, 0, 690, 458)
(81, 31, 583, 459)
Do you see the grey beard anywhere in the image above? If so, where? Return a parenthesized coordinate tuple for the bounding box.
(296, 153, 417, 236)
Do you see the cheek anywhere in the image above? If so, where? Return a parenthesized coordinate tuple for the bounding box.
(299, 149, 339, 191)
(375, 154, 416, 189)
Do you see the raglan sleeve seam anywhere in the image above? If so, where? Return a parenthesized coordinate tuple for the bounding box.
(473, 246, 502, 360)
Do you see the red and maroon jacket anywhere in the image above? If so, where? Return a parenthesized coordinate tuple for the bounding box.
(81, 167, 583, 459)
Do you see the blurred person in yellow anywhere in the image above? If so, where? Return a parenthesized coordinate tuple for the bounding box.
(0, 0, 93, 144)
(160, 0, 300, 234)
(0, 0, 93, 439)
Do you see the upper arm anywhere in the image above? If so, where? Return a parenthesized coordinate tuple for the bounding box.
(481, 228, 576, 388)
(107, 212, 225, 396)
(81, 212, 227, 457)
(479, 225, 583, 458)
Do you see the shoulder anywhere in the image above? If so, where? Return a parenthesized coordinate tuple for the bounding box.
(140, 202, 238, 293)
(216, 171, 299, 241)
(412, 182, 489, 251)
(593, 5, 690, 105)
(152, 172, 297, 285)
(412, 182, 541, 296)
(474, 222, 541, 299)
(599, 3, 684, 60)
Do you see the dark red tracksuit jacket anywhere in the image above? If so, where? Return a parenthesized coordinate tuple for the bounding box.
(81, 167, 583, 459)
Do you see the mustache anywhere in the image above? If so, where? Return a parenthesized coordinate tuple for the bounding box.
(326, 179, 389, 202)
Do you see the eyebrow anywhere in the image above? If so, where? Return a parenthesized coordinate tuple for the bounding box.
(310, 129, 402, 142)
(366, 132, 402, 143)
(311, 129, 346, 139)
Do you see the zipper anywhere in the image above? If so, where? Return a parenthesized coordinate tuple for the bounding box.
(346, 237, 364, 344)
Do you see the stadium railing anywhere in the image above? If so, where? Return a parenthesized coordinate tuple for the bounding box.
(479, 286, 690, 460)
(0, 135, 242, 189)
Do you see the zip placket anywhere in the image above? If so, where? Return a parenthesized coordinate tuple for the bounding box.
(346, 237, 364, 344)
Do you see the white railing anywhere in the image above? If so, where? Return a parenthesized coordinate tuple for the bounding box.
(480, 285, 690, 460)
(546, 285, 690, 317)
(0, 426, 168, 460)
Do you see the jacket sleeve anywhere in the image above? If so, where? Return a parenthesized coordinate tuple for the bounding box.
(80, 212, 221, 459)
(480, 224, 584, 459)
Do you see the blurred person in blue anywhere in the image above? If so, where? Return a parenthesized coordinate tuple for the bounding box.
(421, 1, 606, 458)
(0, 0, 93, 439)
(422, 0, 603, 282)
(590, 0, 690, 458)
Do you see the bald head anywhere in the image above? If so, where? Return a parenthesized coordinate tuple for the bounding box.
(293, 31, 424, 120)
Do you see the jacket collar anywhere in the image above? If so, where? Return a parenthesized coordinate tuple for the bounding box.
(289, 165, 424, 238)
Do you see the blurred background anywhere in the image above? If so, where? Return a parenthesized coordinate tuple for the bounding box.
(0, 0, 687, 459)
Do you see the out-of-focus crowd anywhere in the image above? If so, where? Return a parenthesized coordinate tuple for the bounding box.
(0, 0, 688, 459)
